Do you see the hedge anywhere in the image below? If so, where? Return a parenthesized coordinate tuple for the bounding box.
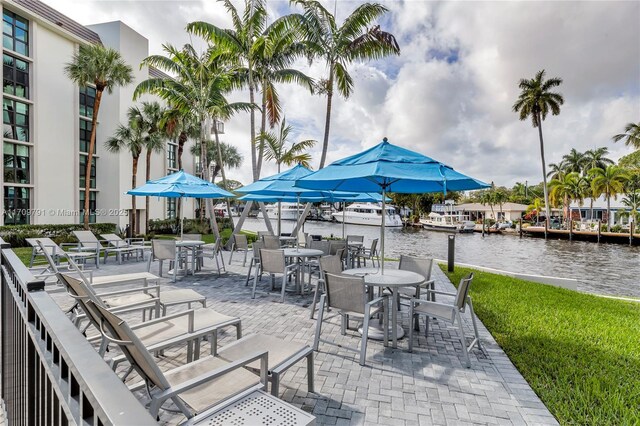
(148, 218, 234, 235)
(0, 223, 117, 247)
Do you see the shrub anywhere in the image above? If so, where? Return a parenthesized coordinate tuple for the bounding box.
(149, 218, 234, 235)
(0, 223, 117, 247)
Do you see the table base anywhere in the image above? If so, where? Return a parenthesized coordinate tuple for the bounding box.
(358, 323, 405, 341)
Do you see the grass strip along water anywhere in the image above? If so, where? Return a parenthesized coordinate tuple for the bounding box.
(442, 266, 640, 425)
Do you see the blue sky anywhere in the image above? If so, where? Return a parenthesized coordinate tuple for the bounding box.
(45, 0, 640, 187)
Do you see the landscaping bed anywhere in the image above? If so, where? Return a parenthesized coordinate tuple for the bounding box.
(442, 266, 640, 425)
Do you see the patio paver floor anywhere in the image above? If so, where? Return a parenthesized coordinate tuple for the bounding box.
(50, 253, 558, 425)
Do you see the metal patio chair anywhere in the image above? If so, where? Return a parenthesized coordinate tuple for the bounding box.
(253, 249, 298, 302)
(314, 272, 389, 366)
(245, 241, 263, 286)
(408, 273, 482, 367)
(147, 239, 185, 282)
(398, 255, 436, 329)
(228, 234, 250, 266)
(99, 233, 145, 263)
(309, 254, 343, 319)
(262, 234, 281, 249)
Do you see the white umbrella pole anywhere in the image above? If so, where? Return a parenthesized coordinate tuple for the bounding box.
(381, 188, 386, 274)
(342, 202, 346, 239)
(180, 197, 184, 240)
(296, 195, 300, 250)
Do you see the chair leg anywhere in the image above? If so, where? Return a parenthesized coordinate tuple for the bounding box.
(252, 266, 260, 299)
(408, 304, 415, 353)
(280, 274, 287, 303)
(245, 258, 254, 286)
(467, 299, 483, 352)
(228, 246, 235, 265)
(146, 255, 152, 272)
(455, 311, 471, 368)
(309, 280, 322, 319)
(360, 307, 371, 366)
(243, 249, 247, 267)
(307, 352, 315, 393)
(313, 295, 326, 351)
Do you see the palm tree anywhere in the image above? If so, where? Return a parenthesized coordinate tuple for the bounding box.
(163, 107, 200, 171)
(589, 165, 629, 231)
(262, 118, 317, 234)
(527, 197, 545, 224)
(550, 172, 586, 226)
(186, 0, 266, 181)
(513, 69, 564, 227)
(105, 114, 146, 235)
(583, 147, 614, 219)
(547, 161, 566, 180)
(612, 122, 640, 149)
(291, 0, 400, 168)
(130, 102, 166, 233)
(65, 44, 133, 228)
(190, 140, 243, 181)
(135, 43, 249, 238)
(562, 148, 586, 175)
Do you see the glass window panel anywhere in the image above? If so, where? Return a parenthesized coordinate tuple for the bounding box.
(14, 27, 25, 42)
(3, 21, 12, 37)
(3, 98, 29, 141)
(2, 35, 10, 51)
(4, 186, 30, 224)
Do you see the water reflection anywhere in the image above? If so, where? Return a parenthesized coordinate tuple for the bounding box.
(242, 218, 640, 297)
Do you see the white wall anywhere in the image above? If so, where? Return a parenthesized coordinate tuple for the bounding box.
(30, 23, 78, 224)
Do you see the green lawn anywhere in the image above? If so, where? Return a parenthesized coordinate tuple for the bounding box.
(442, 266, 640, 425)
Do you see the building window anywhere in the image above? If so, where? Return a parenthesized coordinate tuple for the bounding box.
(79, 191, 96, 224)
(3, 54, 28, 98)
(167, 198, 176, 219)
(79, 154, 96, 189)
(79, 86, 95, 118)
(3, 142, 28, 183)
(167, 142, 177, 169)
(79, 119, 93, 153)
(3, 186, 29, 224)
(2, 11, 28, 56)
(3, 97, 29, 141)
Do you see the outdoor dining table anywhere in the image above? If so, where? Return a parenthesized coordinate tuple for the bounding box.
(343, 267, 425, 348)
(176, 240, 205, 275)
(283, 248, 324, 293)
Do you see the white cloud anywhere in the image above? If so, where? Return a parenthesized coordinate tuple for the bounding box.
(42, 0, 640, 187)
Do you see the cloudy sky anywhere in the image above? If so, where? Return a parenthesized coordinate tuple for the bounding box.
(44, 0, 640, 187)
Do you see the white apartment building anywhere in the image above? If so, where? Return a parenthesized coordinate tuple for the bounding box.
(1, 0, 198, 231)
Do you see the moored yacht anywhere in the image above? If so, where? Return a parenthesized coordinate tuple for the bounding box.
(259, 203, 307, 221)
(420, 212, 476, 233)
(332, 203, 402, 227)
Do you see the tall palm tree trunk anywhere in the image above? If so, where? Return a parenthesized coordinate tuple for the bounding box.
(213, 125, 235, 229)
(200, 120, 220, 240)
(589, 198, 594, 221)
(319, 66, 335, 169)
(131, 156, 139, 236)
(249, 78, 258, 181)
(83, 88, 103, 229)
(537, 113, 551, 226)
(175, 131, 187, 227)
(145, 148, 152, 234)
(606, 194, 611, 232)
(256, 85, 267, 177)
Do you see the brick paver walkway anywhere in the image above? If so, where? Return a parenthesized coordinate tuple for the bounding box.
(58, 252, 558, 425)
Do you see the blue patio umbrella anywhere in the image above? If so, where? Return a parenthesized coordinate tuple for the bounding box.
(296, 138, 489, 272)
(128, 170, 234, 238)
(237, 164, 360, 236)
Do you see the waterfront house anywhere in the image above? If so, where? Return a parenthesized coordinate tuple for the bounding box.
(455, 202, 529, 222)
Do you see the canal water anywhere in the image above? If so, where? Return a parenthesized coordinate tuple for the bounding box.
(241, 218, 640, 298)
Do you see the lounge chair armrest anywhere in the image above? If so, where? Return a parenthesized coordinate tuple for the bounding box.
(95, 285, 160, 298)
(419, 279, 435, 288)
(156, 350, 268, 400)
(60, 243, 79, 249)
(129, 309, 196, 331)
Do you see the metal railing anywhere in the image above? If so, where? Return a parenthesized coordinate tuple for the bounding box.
(0, 238, 155, 425)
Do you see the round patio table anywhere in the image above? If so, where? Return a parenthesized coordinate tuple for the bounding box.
(174, 240, 205, 275)
(283, 248, 324, 293)
(343, 267, 425, 348)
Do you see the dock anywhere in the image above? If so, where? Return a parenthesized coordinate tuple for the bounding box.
(522, 226, 640, 245)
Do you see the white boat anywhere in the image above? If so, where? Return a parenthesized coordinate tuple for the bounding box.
(259, 203, 307, 221)
(332, 203, 402, 227)
(420, 212, 476, 233)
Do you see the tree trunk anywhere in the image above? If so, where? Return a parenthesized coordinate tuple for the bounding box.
(319, 64, 335, 169)
(213, 124, 235, 229)
(537, 113, 551, 227)
(249, 73, 258, 182)
(131, 155, 139, 237)
(145, 148, 152, 234)
(606, 195, 611, 232)
(256, 83, 267, 178)
(83, 87, 103, 229)
(200, 120, 220, 240)
(564, 194, 569, 227)
(589, 198, 594, 220)
(177, 130, 187, 171)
